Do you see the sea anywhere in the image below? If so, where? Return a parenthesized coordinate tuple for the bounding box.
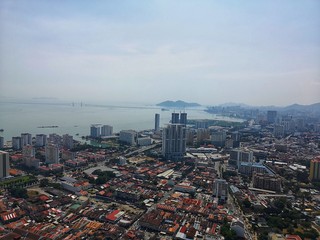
(0, 101, 243, 143)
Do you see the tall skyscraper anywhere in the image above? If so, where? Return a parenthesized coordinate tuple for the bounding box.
(171, 112, 187, 125)
(12, 137, 22, 150)
(310, 156, 320, 181)
(267, 110, 277, 124)
(0, 137, 4, 149)
(171, 113, 180, 124)
(63, 134, 74, 149)
(155, 113, 160, 132)
(162, 113, 187, 160)
(101, 125, 113, 136)
(22, 145, 39, 168)
(90, 124, 102, 138)
(0, 151, 10, 178)
(180, 112, 187, 126)
(211, 130, 227, 147)
(45, 143, 59, 164)
(21, 133, 32, 146)
(35, 134, 47, 147)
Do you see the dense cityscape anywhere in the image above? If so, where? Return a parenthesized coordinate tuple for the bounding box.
(1, 0, 319, 239)
(0, 105, 319, 240)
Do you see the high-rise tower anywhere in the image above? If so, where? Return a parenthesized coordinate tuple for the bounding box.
(45, 143, 59, 164)
(171, 113, 180, 124)
(310, 156, 320, 181)
(21, 133, 32, 146)
(0, 151, 10, 178)
(35, 134, 47, 147)
(267, 111, 277, 124)
(180, 112, 187, 126)
(162, 113, 187, 160)
(155, 113, 160, 132)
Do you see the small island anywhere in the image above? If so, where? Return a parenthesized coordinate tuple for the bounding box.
(157, 100, 201, 108)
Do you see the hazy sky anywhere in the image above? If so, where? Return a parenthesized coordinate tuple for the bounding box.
(0, 1, 319, 106)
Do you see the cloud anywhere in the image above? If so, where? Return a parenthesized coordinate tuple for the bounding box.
(0, 1, 319, 105)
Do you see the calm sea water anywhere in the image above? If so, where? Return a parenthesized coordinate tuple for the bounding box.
(0, 102, 243, 142)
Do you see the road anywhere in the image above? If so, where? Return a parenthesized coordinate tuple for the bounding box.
(124, 144, 160, 157)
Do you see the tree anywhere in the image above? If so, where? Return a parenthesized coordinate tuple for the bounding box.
(12, 201, 19, 208)
(9, 188, 28, 199)
(273, 198, 286, 209)
(242, 198, 251, 208)
(40, 178, 49, 187)
(220, 223, 237, 240)
(296, 170, 309, 183)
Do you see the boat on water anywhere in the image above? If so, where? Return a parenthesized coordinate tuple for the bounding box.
(0, 129, 4, 132)
(161, 108, 169, 111)
(37, 126, 59, 128)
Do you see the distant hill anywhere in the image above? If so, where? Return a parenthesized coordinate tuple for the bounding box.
(283, 102, 320, 111)
(157, 100, 201, 108)
(208, 102, 320, 114)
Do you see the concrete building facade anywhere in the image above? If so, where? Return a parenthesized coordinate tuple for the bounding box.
(211, 130, 227, 147)
(119, 130, 137, 145)
(162, 123, 186, 160)
(267, 110, 277, 124)
(12, 137, 22, 150)
(101, 125, 113, 136)
(253, 173, 281, 192)
(162, 113, 187, 160)
(35, 134, 47, 147)
(229, 149, 254, 169)
(63, 134, 74, 149)
(45, 143, 60, 164)
(0, 137, 4, 149)
(21, 133, 32, 147)
(0, 151, 10, 178)
(310, 156, 320, 181)
(213, 179, 228, 202)
(90, 124, 102, 138)
(155, 113, 160, 132)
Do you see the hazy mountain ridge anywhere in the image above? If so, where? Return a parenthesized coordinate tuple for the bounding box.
(215, 102, 320, 113)
(157, 100, 201, 108)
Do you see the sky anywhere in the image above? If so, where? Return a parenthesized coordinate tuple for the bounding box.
(0, 0, 319, 106)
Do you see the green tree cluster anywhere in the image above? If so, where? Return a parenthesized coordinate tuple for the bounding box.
(9, 187, 28, 198)
(220, 223, 237, 240)
(92, 170, 116, 185)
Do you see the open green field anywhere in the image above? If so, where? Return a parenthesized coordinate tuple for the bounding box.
(0, 175, 38, 188)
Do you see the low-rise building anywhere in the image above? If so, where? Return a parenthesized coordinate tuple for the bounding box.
(174, 184, 196, 194)
(253, 173, 281, 192)
(137, 137, 152, 146)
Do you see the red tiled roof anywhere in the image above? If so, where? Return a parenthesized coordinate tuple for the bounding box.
(180, 226, 187, 233)
(106, 210, 120, 221)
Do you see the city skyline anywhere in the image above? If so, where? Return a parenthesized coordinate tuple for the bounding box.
(0, 1, 319, 106)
